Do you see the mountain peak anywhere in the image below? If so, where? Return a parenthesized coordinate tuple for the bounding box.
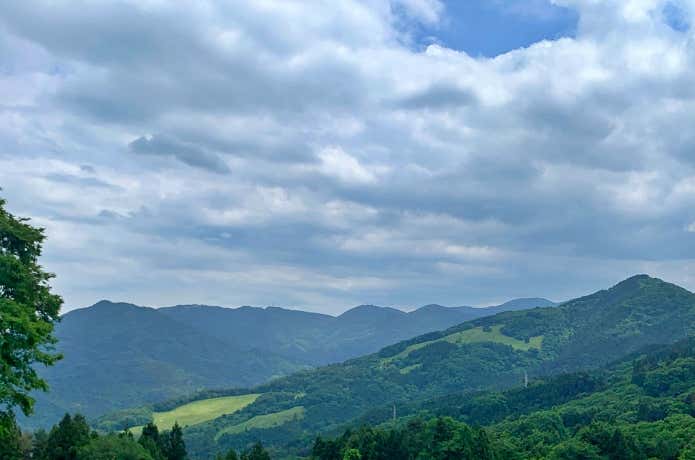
(611, 274, 654, 288)
(492, 298, 556, 310)
(338, 304, 405, 320)
(414, 304, 449, 313)
(87, 300, 144, 311)
(606, 274, 674, 297)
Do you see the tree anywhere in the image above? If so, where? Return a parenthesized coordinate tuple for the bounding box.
(216, 449, 239, 460)
(32, 429, 50, 460)
(548, 438, 603, 460)
(342, 448, 361, 460)
(0, 195, 63, 421)
(162, 423, 187, 460)
(46, 414, 92, 460)
(139, 422, 165, 460)
(76, 434, 154, 460)
(0, 411, 23, 460)
(241, 442, 271, 460)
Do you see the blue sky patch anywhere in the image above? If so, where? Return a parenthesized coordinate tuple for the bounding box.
(411, 0, 578, 57)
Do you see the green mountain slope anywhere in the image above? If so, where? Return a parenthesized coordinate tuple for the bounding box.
(319, 337, 695, 459)
(159, 298, 555, 365)
(21, 301, 303, 429)
(25, 297, 551, 429)
(153, 275, 695, 458)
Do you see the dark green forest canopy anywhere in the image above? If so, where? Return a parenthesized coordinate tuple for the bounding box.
(313, 337, 695, 460)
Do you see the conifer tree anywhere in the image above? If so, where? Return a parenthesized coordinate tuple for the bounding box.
(163, 422, 187, 460)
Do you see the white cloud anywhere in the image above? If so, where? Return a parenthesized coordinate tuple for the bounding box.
(315, 147, 380, 184)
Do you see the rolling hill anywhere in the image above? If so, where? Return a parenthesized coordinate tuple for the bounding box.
(314, 336, 695, 459)
(158, 297, 555, 365)
(110, 275, 695, 458)
(22, 297, 552, 429)
(21, 301, 301, 429)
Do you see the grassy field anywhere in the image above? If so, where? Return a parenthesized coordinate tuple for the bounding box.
(385, 325, 543, 364)
(130, 394, 261, 434)
(215, 406, 305, 440)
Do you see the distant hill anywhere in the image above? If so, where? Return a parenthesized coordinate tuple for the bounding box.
(22, 297, 552, 429)
(159, 298, 555, 365)
(127, 275, 695, 458)
(22, 301, 301, 429)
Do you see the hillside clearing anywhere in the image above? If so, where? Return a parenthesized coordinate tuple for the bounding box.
(130, 394, 261, 434)
(385, 325, 543, 364)
(215, 406, 306, 440)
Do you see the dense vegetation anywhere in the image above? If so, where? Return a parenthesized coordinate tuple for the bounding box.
(0, 196, 62, 450)
(26, 298, 552, 429)
(22, 301, 305, 430)
(311, 417, 496, 460)
(133, 275, 695, 458)
(10, 335, 695, 458)
(1, 412, 273, 460)
(313, 337, 695, 459)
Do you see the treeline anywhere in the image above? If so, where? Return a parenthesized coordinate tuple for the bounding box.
(0, 413, 271, 460)
(311, 416, 495, 460)
(311, 414, 695, 460)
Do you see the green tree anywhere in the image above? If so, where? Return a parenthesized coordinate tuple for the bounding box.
(162, 423, 187, 460)
(139, 422, 165, 460)
(76, 434, 154, 460)
(548, 438, 603, 460)
(32, 429, 50, 460)
(46, 414, 92, 460)
(342, 448, 361, 460)
(0, 195, 63, 421)
(241, 442, 271, 460)
(0, 411, 23, 460)
(215, 449, 239, 460)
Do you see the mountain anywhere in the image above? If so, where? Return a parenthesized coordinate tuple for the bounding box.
(317, 336, 695, 459)
(159, 298, 556, 365)
(23, 297, 552, 429)
(22, 301, 303, 429)
(125, 275, 695, 458)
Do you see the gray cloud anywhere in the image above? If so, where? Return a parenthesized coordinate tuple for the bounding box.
(1, 0, 695, 313)
(395, 82, 477, 109)
(129, 135, 230, 173)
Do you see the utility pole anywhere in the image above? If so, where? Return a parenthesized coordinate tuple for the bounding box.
(393, 403, 396, 421)
(524, 370, 528, 388)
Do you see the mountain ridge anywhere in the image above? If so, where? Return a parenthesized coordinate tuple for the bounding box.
(24, 296, 554, 430)
(146, 275, 695, 458)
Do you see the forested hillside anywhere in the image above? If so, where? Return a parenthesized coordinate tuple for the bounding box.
(23, 298, 552, 429)
(23, 301, 303, 429)
(110, 275, 695, 458)
(159, 297, 554, 365)
(315, 336, 695, 459)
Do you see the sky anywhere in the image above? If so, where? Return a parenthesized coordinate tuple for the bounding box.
(1, 0, 695, 314)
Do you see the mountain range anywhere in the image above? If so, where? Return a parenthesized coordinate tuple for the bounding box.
(23, 297, 554, 429)
(104, 274, 695, 458)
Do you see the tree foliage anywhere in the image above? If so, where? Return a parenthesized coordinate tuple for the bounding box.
(0, 195, 63, 420)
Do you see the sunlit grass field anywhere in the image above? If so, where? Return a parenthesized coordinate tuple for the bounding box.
(384, 324, 543, 364)
(130, 393, 261, 434)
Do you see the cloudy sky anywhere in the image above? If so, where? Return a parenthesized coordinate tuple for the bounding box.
(2, 0, 695, 314)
